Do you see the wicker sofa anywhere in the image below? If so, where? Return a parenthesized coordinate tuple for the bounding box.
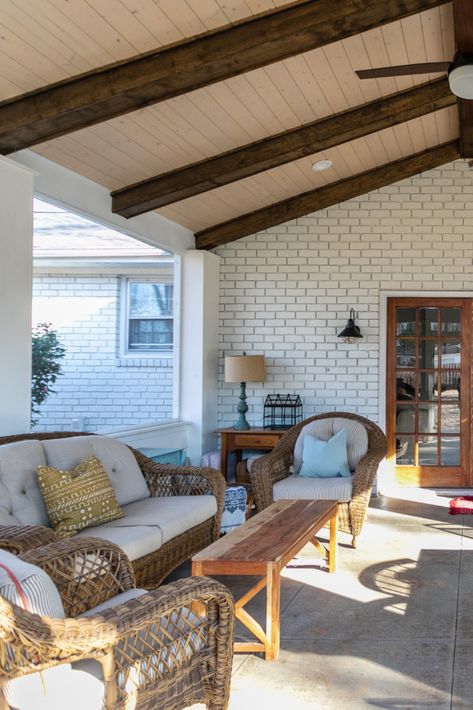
(0, 536, 234, 710)
(249, 412, 387, 547)
(0, 432, 226, 588)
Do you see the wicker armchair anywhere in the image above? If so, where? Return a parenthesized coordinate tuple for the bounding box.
(249, 412, 387, 547)
(0, 431, 226, 588)
(0, 536, 234, 710)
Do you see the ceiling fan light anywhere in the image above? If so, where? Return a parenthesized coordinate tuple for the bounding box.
(448, 64, 473, 99)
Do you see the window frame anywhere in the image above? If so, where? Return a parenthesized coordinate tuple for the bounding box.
(120, 276, 174, 358)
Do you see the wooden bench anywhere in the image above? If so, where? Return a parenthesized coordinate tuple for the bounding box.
(192, 498, 338, 660)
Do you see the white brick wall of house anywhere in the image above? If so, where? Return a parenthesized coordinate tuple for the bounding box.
(32, 275, 173, 431)
(216, 159, 473, 429)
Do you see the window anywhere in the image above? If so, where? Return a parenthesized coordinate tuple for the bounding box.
(124, 279, 174, 354)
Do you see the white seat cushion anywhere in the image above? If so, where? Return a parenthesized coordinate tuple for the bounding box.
(126, 496, 217, 544)
(273, 474, 353, 503)
(6, 665, 104, 710)
(42, 435, 150, 506)
(77, 523, 163, 562)
(79, 587, 147, 617)
(76, 495, 216, 560)
(293, 418, 368, 474)
(0, 440, 49, 526)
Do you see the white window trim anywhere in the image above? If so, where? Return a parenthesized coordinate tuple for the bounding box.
(120, 275, 174, 358)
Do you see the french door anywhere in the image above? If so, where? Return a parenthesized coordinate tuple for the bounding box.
(387, 298, 471, 487)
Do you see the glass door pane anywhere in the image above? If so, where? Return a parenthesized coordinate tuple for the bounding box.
(388, 298, 470, 487)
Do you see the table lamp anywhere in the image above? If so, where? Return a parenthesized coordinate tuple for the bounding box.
(225, 353, 265, 430)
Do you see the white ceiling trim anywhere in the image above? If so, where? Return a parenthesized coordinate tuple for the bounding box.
(12, 150, 195, 255)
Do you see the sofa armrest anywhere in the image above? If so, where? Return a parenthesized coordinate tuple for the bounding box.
(0, 524, 58, 555)
(21, 536, 136, 617)
(131, 448, 226, 539)
(250, 447, 293, 511)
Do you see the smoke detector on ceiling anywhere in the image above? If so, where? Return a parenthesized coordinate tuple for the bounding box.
(312, 159, 333, 172)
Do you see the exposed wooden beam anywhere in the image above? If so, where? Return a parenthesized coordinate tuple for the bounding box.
(112, 78, 455, 217)
(195, 141, 460, 250)
(0, 0, 448, 154)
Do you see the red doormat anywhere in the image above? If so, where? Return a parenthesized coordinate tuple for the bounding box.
(449, 496, 473, 514)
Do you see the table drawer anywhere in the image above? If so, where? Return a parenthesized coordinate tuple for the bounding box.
(232, 434, 281, 448)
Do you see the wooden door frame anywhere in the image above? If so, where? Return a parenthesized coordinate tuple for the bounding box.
(386, 296, 472, 487)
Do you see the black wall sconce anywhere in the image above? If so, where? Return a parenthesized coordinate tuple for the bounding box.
(338, 308, 363, 344)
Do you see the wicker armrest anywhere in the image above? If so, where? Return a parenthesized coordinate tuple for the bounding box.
(95, 576, 234, 704)
(131, 448, 226, 536)
(250, 446, 293, 511)
(351, 446, 387, 499)
(132, 448, 225, 497)
(21, 536, 136, 617)
(0, 524, 59, 555)
(0, 576, 234, 709)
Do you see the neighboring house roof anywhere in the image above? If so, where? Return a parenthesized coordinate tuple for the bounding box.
(33, 199, 172, 272)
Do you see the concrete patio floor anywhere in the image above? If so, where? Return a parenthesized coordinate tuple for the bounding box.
(174, 489, 473, 709)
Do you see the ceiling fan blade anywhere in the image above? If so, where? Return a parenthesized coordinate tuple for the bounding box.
(453, 0, 473, 53)
(356, 62, 450, 79)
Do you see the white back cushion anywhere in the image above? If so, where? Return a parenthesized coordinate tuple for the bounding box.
(0, 440, 49, 526)
(293, 418, 369, 474)
(0, 548, 64, 617)
(0, 551, 106, 710)
(42, 435, 149, 506)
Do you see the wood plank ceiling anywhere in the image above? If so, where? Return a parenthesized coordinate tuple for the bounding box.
(0, 0, 459, 246)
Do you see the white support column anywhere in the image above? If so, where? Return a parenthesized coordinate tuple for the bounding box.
(0, 158, 35, 435)
(180, 250, 220, 464)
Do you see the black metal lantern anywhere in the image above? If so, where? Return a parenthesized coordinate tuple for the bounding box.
(338, 308, 363, 344)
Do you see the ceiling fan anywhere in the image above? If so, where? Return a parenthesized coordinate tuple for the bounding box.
(355, 0, 473, 156)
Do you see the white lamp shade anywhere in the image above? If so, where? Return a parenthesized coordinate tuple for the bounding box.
(225, 355, 265, 383)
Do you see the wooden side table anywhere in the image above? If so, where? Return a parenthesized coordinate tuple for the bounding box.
(216, 428, 285, 481)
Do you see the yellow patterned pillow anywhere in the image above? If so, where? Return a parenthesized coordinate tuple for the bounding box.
(37, 455, 124, 536)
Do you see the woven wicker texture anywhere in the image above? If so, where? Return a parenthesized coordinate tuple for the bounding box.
(0, 431, 226, 588)
(250, 412, 387, 547)
(0, 537, 234, 709)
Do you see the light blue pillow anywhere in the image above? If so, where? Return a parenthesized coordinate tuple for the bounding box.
(299, 429, 351, 478)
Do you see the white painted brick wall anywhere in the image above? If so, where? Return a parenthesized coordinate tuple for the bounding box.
(216, 159, 473, 428)
(32, 275, 173, 431)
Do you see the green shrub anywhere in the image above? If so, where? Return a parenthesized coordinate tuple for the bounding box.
(31, 323, 66, 425)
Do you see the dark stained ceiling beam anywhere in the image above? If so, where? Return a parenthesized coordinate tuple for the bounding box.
(195, 140, 460, 249)
(0, 0, 448, 154)
(112, 78, 455, 217)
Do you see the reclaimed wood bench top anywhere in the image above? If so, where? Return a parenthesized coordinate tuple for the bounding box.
(192, 499, 338, 575)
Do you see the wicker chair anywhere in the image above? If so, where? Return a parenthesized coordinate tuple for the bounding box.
(0, 536, 234, 710)
(0, 431, 226, 588)
(249, 412, 387, 547)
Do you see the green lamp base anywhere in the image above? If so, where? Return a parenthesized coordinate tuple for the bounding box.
(233, 381, 250, 430)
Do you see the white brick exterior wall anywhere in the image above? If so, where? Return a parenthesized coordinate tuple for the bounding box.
(32, 275, 173, 431)
(216, 159, 473, 428)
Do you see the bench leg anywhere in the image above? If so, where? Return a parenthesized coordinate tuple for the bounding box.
(266, 563, 280, 661)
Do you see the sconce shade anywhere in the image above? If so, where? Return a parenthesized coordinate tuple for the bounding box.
(338, 309, 363, 344)
(225, 355, 265, 383)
